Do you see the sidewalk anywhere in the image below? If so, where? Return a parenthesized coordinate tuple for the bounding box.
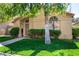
(0, 37, 26, 47)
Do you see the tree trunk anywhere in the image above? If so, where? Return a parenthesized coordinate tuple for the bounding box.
(45, 14, 51, 44)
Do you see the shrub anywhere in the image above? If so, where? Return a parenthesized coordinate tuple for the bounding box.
(29, 29, 45, 39)
(29, 29, 61, 39)
(50, 30, 61, 38)
(9, 27, 19, 38)
(72, 28, 79, 39)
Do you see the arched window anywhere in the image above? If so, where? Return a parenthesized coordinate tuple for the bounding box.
(49, 16, 59, 30)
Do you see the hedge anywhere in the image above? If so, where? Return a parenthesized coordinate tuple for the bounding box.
(29, 29, 61, 39)
(29, 28, 79, 39)
(72, 28, 79, 39)
(9, 27, 19, 38)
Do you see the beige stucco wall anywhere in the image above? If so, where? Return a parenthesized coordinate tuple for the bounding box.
(2, 9, 73, 39)
(13, 19, 20, 27)
(29, 9, 45, 29)
(59, 15, 73, 39)
(0, 29, 6, 35)
(0, 4, 74, 39)
(12, 12, 73, 39)
(43, 12, 73, 39)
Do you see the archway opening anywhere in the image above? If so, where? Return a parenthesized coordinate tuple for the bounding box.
(49, 16, 59, 30)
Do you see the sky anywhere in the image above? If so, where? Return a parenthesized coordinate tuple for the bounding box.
(67, 3, 79, 18)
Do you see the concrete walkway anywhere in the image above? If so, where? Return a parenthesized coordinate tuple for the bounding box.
(0, 37, 26, 47)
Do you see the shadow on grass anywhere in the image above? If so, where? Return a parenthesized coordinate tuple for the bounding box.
(2, 39, 78, 56)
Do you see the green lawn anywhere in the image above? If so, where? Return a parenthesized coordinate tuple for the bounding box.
(0, 39, 79, 56)
(0, 36, 12, 42)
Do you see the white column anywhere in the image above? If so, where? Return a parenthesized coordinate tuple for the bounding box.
(18, 21, 22, 38)
(18, 28, 22, 38)
(23, 21, 26, 37)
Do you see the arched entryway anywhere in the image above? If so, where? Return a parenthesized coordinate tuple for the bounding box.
(49, 16, 60, 30)
(20, 17, 29, 37)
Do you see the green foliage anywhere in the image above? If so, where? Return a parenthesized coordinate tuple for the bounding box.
(9, 27, 19, 38)
(29, 29, 45, 39)
(0, 3, 41, 23)
(50, 30, 61, 38)
(29, 29, 61, 39)
(51, 3, 69, 14)
(42, 3, 69, 15)
(0, 3, 69, 23)
(72, 28, 79, 39)
(0, 36, 12, 42)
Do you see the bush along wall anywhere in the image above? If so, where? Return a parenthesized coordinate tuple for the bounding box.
(29, 29, 61, 39)
(9, 27, 20, 38)
(72, 28, 79, 39)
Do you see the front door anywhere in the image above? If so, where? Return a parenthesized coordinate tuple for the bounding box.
(21, 28, 23, 37)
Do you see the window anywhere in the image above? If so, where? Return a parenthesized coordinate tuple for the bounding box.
(49, 16, 59, 30)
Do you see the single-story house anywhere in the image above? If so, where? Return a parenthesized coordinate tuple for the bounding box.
(0, 9, 74, 39)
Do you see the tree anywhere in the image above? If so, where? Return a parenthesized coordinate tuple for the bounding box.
(0, 3, 69, 44)
(42, 3, 69, 44)
(0, 3, 41, 23)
